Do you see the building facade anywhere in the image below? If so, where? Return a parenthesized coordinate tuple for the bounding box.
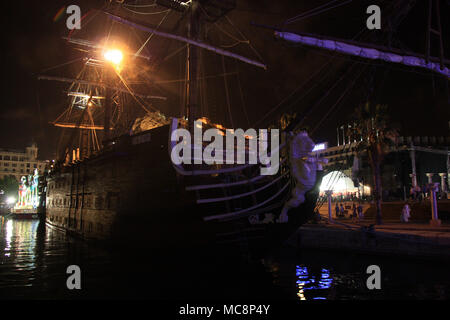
(313, 135, 450, 200)
(0, 143, 48, 181)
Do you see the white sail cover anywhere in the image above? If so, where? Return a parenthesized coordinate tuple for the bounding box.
(275, 31, 450, 78)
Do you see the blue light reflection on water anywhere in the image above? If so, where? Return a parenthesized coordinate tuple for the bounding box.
(296, 266, 333, 300)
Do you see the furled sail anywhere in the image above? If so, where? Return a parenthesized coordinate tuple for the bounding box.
(274, 31, 450, 78)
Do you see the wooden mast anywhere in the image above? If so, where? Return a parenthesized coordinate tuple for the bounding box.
(187, 0, 201, 131)
(103, 79, 112, 144)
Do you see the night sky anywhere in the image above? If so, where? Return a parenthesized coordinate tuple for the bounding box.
(1, 0, 448, 160)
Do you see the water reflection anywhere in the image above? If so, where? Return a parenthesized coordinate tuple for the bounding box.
(0, 217, 279, 299)
(1, 215, 449, 299)
(296, 266, 333, 300)
(0, 217, 40, 289)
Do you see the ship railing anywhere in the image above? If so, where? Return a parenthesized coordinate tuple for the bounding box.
(168, 118, 288, 176)
(196, 169, 289, 204)
(168, 118, 292, 222)
(202, 179, 291, 221)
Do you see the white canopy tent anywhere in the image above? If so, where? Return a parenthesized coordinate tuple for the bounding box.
(320, 171, 370, 195)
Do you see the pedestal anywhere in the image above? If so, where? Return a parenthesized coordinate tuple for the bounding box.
(428, 183, 440, 227)
(430, 219, 441, 227)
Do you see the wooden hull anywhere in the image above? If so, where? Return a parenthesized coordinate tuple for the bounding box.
(45, 123, 322, 251)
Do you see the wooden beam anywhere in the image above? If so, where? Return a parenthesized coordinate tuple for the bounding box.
(38, 75, 167, 100)
(67, 92, 105, 99)
(51, 122, 109, 130)
(252, 22, 450, 66)
(105, 12, 267, 70)
(62, 37, 152, 61)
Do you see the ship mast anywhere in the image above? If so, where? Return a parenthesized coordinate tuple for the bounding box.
(155, 0, 234, 130)
(186, 0, 201, 131)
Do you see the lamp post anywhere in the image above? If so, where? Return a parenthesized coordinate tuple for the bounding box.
(439, 173, 447, 197)
(325, 190, 333, 222)
(409, 147, 417, 188)
(428, 182, 441, 226)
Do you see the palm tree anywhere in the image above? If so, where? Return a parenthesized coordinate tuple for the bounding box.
(352, 102, 398, 225)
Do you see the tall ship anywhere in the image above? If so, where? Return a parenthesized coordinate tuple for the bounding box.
(38, 0, 325, 249)
(39, 0, 447, 249)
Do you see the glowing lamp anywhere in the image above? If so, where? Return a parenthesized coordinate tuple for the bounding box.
(6, 197, 16, 204)
(104, 49, 123, 65)
(312, 143, 326, 152)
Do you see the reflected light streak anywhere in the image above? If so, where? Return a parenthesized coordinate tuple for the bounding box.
(296, 266, 333, 300)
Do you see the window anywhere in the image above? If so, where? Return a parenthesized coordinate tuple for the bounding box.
(0, 156, 2, 160)
(34, 164, 37, 168)
(12, 156, 17, 161)
(27, 163, 30, 167)
(12, 163, 16, 167)
(4, 156, 10, 160)
(4, 163, 8, 167)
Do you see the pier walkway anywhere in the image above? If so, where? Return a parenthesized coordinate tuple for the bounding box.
(288, 202, 450, 260)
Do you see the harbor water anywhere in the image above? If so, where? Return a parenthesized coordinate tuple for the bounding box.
(1, 216, 449, 300)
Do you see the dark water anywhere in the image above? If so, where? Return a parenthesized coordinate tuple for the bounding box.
(1, 216, 449, 300)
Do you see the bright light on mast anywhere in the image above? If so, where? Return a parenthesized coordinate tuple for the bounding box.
(104, 49, 123, 65)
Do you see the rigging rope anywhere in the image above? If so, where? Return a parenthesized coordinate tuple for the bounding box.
(310, 64, 369, 134)
(39, 57, 84, 73)
(123, 7, 170, 15)
(285, 0, 352, 25)
(154, 72, 238, 84)
(221, 55, 234, 128)
(234, 60, 250, 127)
(199, 4, 264, 63)
(134, 9, 171, 57)
(114, 69, 159, 115)
(213, 22, 249, 46)
(252, 56, 338, 128)
(162, 44, 187, 62)
(225, 16, 265, 64)
(123, 1, 157, 8)
(294, 61, 361, 131)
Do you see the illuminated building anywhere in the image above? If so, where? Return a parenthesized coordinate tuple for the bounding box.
(0, 143, 48, 181)
(313, 134, 449, 199)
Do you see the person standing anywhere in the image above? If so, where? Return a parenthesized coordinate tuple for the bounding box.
(352, 203, 357, 221)
(357, 203, 363, 220)
(340, 203, 345, 218)
(401, 203, 411, 223)
(335, 203, 340, 218)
